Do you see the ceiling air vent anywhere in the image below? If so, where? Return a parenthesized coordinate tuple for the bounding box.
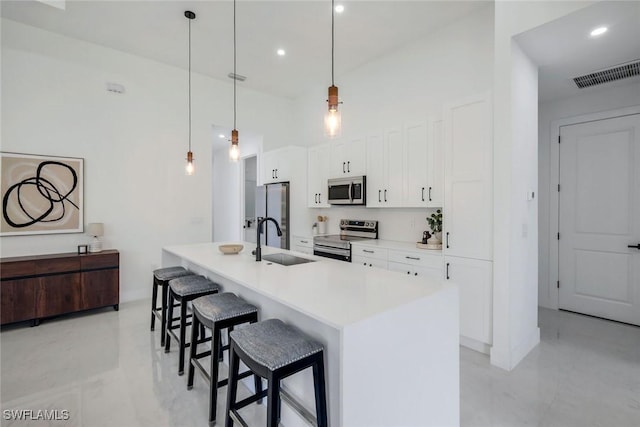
(573, 60, 640, 89)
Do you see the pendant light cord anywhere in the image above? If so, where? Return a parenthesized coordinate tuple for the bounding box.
(233, 0, 237, 130)
(188, 16, 192, 152)
(331, 0, 335, 86)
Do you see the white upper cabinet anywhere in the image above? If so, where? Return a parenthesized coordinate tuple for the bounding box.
(404, 120, 429, 207)
(443, 92, 493, 260)
(307, 144, 330, 207)
(427, 119, 444, 207)
(366, 129, 403, 207)
(366, 132, 385, 207)
(261, 147, 303, 185)
(329, 136, 366, 178)
(404, 119, 444, 208)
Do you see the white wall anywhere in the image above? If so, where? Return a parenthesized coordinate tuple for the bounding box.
(1, 19, 293, 302)
(294, 4, 494, 238)
(491, 0, 594, 370)
(538, 80, 640, 309)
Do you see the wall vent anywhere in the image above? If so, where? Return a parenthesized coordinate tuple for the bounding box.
(573, 60, 640, 88)
(228, 73, 247, 82)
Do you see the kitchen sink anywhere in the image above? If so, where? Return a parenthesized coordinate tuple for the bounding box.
(262, 253, 316, 266)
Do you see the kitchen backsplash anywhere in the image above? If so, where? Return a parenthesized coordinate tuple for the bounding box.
(304, 207, 442, 243)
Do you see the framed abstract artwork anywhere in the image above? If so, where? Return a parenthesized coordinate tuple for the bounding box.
(1, 152, 84, 236)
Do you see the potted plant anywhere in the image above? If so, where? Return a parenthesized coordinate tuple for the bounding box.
(426, 209, 443, 244)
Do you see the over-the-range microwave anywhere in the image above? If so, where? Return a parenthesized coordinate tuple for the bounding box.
(327, 176, 366, 205)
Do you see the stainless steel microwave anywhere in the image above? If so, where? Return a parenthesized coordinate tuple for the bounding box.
(327, 176, 366, 205)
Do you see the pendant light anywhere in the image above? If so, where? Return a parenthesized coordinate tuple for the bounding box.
(324, 0, 342, 138)
(184, 10, 196, 175)
(229, 0, 240, 162)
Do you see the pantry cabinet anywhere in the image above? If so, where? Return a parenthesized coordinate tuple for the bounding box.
(444, 256, 493, 348)
(443, 92, 493, 261)
(308, 144, 330, 207)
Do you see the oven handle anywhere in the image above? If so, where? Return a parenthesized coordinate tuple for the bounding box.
(313, 245, 350, 257)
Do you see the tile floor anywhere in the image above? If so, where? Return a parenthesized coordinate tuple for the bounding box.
(1, 301, 639, 426)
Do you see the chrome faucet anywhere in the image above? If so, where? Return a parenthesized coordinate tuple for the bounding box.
(253, 216, 283, 261)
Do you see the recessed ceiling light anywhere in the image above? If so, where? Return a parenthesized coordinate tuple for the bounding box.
(219, 134, 225, 138)
(277, 49, 286, 56)
(590, 26, 608, 37)
(335, 4, 344, 13)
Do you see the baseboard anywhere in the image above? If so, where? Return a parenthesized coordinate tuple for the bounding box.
(490, 327, 540, 371)
(460, 335, 491, 354)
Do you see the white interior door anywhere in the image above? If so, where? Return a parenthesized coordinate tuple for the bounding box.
(559, 113, 640, 326)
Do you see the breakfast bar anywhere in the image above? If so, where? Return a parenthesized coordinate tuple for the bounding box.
(162, 242, 459, 427)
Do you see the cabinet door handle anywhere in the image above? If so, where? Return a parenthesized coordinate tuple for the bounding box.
(363, 249, 374, 254)
(276, 169, 278, 178)
(405, 256, 420, 261)
(421, 187, 425, 202)
(407, 271, 411, 275)
(347, 161, 350, 173)
(315, 194, 318, 203)
(363, 262, 367, 266)
(428, 187, 432, 202)
(369, 263, 373, 267)
(378, 190, 381, 203)
(318, 193, 321, 204)
(628, 244, 640, 249)
(343, 162, 346, 173)
(446, 263, 450, 280)
(446, 232, 450, 248)
(272, 169, 275, 179)
(384, 189, 387, 202)
(414, 272, 418, 276)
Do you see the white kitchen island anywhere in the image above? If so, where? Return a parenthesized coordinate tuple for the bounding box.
(163, 242, 459, 427)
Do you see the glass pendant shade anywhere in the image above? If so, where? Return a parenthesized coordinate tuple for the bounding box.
(324, 85, 341, 138)
(229, 129, 240, 161)
(185, 151, 195, 175)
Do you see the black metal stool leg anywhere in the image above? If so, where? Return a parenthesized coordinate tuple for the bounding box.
(209, 324, 221, 424)
(178, 299, 188, 375)
(150, 279, 158, 331)
(187, 313, 200, 389)
(225, 343, 241, 427)
(164, 291, 174, 353)
(266, 372, 280, 427)
(313, 354, 328, 427)
(160, 283, 169, 347)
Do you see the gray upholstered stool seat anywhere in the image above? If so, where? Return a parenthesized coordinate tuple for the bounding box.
(226, 319, 327, 427)
(187, 293, 260, 425)
(165, 275, 220, 375)
(230, 318, 323, 371)
(154, 266, 192, 281)
(170, 275, 220, 297)
(150, 266, 195, 346)
(192, 292, 258, 328)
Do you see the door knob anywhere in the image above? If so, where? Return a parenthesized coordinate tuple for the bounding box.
(628, 244, 640, 250)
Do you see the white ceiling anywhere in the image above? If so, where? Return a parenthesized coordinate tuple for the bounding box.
(516, 1, 640, 103)
(1, 0, 489, 99)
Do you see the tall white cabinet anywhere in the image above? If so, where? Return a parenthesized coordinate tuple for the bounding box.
(404, 119, 444, 208)
(443, 92, 493, 352)
(308, 144, 330, 207)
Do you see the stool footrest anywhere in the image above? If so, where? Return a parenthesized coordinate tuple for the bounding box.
(229, 409, 250, 427)
(233, 389, 268, 411)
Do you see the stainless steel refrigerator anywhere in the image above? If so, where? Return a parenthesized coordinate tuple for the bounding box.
(255, 182, 290, 249)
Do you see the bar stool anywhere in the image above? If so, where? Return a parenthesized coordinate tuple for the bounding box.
(187, 292, 261, 425)
(150, 266, 195, 346)
(225, 319, 328, 427)
(165, 275, 220, 375)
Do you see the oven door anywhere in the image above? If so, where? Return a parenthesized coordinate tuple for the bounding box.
(313, 244, 351, 262)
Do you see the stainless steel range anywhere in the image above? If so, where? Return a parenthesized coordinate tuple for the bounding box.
(313, 219, 378, 262)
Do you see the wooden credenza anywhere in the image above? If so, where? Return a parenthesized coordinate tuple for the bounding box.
(1, 250, 119, 326)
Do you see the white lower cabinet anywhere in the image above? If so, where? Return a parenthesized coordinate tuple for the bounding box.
(293, 236, 313, 255)
(444, 256, 492, 347)
(353, 255, 388, 269)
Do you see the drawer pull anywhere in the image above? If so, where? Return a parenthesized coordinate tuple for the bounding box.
(300, 240, 308, 244)
(405, 256, 420, 261)
(446, 262, 450, 280)
(363, 249, 374, 254)
(414, 272, 418, 276)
